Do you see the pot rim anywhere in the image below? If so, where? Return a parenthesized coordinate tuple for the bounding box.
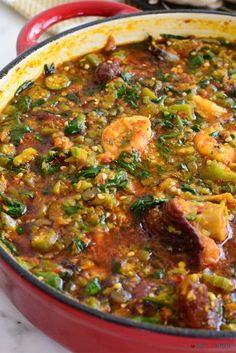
(1, 9, 236, 339)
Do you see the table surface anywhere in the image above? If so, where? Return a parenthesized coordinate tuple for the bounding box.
(0, 2, 69, 352)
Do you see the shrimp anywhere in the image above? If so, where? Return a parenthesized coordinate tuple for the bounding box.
(192, 95, 233, 122)
(199, 234, 220, 267)
(194, 124, 235, 164)
(101, 115, 152, 162)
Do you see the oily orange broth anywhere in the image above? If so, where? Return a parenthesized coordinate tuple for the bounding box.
(0, 36, 236, 329)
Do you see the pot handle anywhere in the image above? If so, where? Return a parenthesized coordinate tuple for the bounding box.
(16, 1, 140, 55)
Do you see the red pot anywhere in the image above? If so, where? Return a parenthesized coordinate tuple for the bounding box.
(0, 2, 236, 352)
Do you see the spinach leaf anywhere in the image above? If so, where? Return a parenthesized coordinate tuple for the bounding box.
(0, 193, 26, 218)
(130, 195, 167, 220)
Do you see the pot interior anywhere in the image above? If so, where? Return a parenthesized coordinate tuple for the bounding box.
(0, 11, 236, 112)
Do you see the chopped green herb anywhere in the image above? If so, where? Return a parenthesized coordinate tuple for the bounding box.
(180, 183, 197, 195)
(65, 115, 86, 135)
(130, 195, 167, 220)
(198, 79, 210, 89)
(116, 151, 150, 180)
(11, 124, 32, 146)
(188, 53, 204, 70)
(20, 190, 34, 199)
(160, 33, 188, 40)
(32, 98, 46, 108)
(62, 204, 82, 216)
(152, 269, 165, 279)
(40, 152, 60, 177)
(178, 163, 189, 172)
(99, 171, 128, 191)
(192, 125, 201, 132)
(15, 95, 32, 113)
(68, 166, 102, 184)
(15, 80, 34, 97)
(0, 193, 26, 218)
(209, 131, 220, 138)
(66, 93, 80, 104)
(35, 134, 44, 143)
(112, 259, 121, 274)
(74, 238, 88, 253)
(117, 85, 139, 108)
(44, 63, 56, 76)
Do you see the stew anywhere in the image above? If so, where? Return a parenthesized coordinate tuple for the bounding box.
(0, 34, 236, 330)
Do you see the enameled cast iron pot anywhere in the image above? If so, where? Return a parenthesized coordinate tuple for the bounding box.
(0, 2, 236, 352)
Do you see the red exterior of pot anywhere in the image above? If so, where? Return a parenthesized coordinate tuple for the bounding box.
(0, 256, 235, 353)
(16, 1, 141, 54)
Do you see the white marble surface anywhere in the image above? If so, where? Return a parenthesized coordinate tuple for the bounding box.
(0, 2, 69, 352)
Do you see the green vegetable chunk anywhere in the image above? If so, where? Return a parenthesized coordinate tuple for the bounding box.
(0, 234, 19, 255)
(35, 271, 63, 290)
(202, 274, 235, 293)
(45, 73, 70, 90)
(85, 277, 102, 296)
(200, 160, 236, 182)
(31, 227, 59, 253)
